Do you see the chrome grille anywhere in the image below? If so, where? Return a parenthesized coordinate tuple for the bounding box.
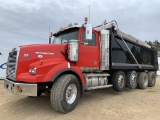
(6, 50, 18, 80)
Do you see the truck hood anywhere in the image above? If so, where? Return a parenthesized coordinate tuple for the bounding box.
(16, 44, 68, 79)
(19, 44, 67, 60)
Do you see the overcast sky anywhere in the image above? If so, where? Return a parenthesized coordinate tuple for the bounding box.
(0, 0, 160, 48)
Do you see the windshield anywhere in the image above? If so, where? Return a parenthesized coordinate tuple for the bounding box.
(53, 28, 79, 44)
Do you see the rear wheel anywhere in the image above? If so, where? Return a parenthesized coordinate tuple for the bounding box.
(112, 71, 126, 92)
(50, 74, 80, 113)
(148, 71, 156, 87)
(126, 71, 137, 89)
(138, 72, 148, 89)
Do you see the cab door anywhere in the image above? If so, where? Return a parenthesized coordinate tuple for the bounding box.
(76, 29, 100, 69)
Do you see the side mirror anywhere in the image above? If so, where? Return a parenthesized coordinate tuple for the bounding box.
(85, 23, 92, 41)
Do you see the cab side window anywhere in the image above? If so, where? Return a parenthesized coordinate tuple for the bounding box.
(82, 31, 96, 46)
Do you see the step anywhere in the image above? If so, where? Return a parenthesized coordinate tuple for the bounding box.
(86, 84, 113, 90)
(86, 73, 110, 77)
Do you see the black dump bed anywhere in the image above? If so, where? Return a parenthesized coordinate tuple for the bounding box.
(109, 28, 158, 71)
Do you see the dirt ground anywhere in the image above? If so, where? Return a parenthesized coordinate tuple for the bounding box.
(0, 76, 160, 120)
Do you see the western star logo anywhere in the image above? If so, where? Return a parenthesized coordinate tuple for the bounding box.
(35, 52, 54, 55)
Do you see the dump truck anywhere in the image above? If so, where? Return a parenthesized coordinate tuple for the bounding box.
(4, 18, 158, 113)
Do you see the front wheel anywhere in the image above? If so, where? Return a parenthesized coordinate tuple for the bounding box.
(50, 74, 80, 113)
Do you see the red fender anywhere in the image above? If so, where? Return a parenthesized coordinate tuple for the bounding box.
(43, 62, 86, 87)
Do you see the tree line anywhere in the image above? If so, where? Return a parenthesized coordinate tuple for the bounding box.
(145, 40, 160, 56)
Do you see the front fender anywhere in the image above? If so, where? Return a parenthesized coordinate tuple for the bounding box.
(43, 63, 85, 87)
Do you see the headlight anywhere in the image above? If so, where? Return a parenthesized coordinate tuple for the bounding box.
(29, 68, 37, 74)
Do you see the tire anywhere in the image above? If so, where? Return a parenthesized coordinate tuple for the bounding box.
(148, 71, 156, 87)
(138, 72, 148, 89)
(112, 71, 126, 92)
(126, 71, 137, 89)
(50, 74, 80, 113)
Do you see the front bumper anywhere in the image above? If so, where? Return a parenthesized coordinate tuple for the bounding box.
(4, 79, 37, 96)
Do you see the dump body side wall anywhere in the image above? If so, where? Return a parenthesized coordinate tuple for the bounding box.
(110, 30, 158, 71)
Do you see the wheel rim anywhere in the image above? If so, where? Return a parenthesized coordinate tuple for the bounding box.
(131, 73, 137, 86)
(118, 75, 125, 88)
(66, 84, 77, 104)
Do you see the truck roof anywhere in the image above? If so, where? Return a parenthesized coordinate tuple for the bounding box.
(53, 27, 80, 36)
